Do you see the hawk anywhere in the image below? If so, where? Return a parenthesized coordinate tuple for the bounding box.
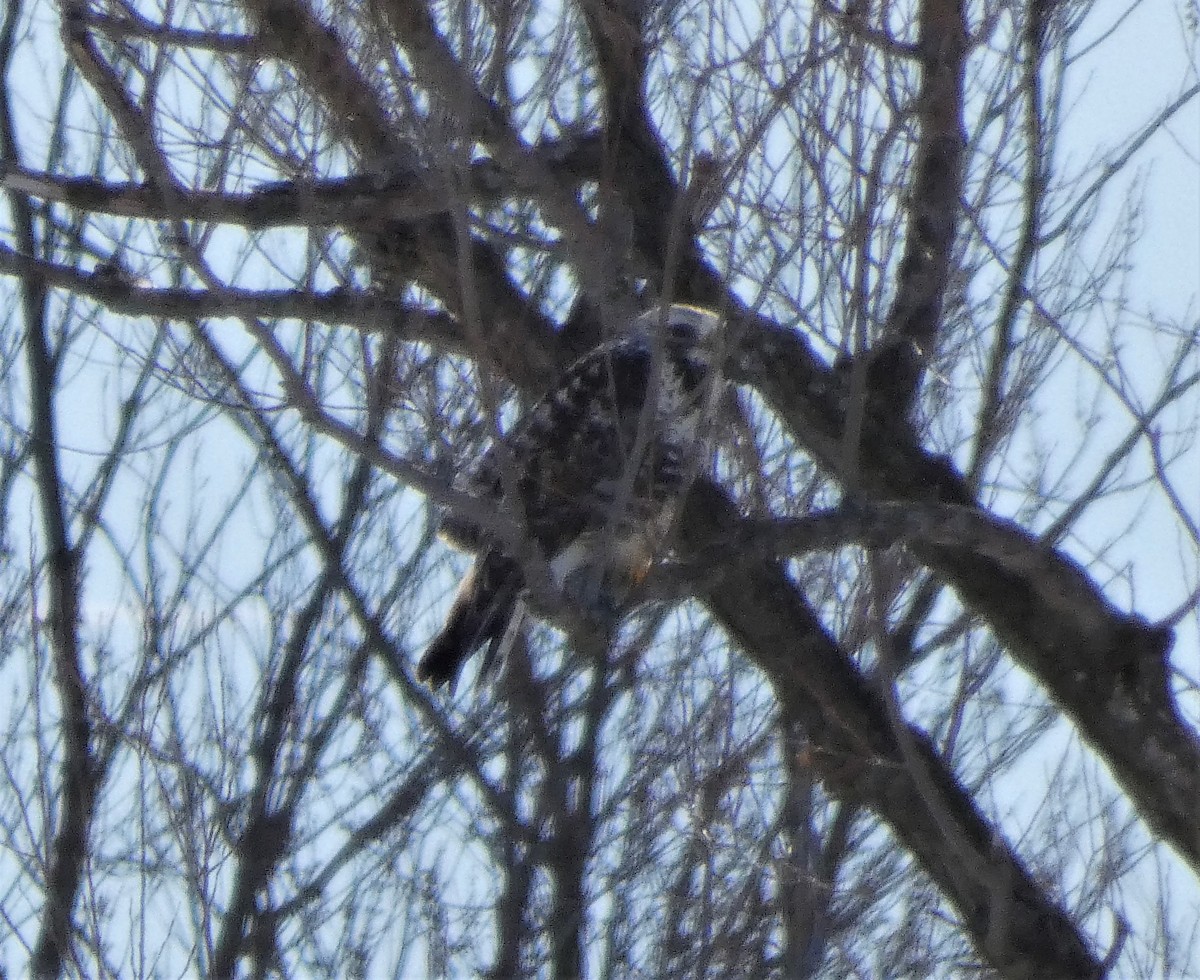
(417, 304, 724, 689)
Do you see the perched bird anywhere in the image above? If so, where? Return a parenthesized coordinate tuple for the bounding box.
(417, 304, 724, 689)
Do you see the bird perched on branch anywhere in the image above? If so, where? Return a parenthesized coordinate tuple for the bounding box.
(417, 304, 725, 689)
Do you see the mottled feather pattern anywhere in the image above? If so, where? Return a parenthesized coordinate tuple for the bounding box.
(418, 305, 722, 689)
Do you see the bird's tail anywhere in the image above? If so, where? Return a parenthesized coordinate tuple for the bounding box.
(417, 552, 522, 689)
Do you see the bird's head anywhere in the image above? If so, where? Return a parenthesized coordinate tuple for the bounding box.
(633, 304, 724, 368)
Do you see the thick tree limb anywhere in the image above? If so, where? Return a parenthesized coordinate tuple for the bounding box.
(240, 0, 564, 389)
(677, 483, 1103, 980)
(870, 0, 968, 415)
(723, 317, 1196, 872)
(0, 242, 454, 332)
(0, 138, 604, 228)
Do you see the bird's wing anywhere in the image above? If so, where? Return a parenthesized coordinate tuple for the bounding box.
(440, 335, 659, 550)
